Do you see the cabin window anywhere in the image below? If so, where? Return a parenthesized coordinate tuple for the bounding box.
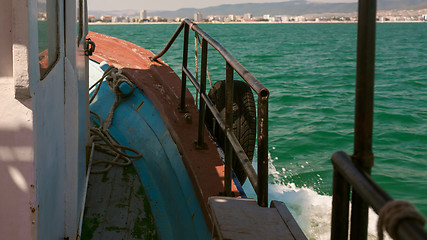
(37, 0, 59, 80)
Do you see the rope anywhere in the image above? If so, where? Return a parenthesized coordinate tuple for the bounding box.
(89, 66, 142, 174)
(207, 65, 213, 88)
(377, 200, 426, 240)
(195, 32, 199, 109)
(194, 33, 214, 110)
(89, 65, 115, 104)
(104, 68, 135, 130)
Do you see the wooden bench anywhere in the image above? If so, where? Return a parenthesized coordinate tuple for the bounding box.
(209, 197, 307, 240)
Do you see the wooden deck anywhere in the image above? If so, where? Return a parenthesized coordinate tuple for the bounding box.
(209, 197, 307, 240)
(81, 150, 158, 240)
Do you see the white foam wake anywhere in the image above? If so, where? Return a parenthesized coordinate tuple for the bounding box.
(243, 152, 391, 240)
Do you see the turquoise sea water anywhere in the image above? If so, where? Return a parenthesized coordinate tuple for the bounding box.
(89, 23, 427, 238)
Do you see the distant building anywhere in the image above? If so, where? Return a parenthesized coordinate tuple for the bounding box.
(243, 13, 252, 20)
(194, 12, 203, 22)
(272, 16, 282, 22)
(229, 14, 236, 21)
(235, 15, 244, 22)
(100, 15, 112, 22)
(279, 15, 290, 22)
(112, 16, 128, 23)
(140, 9, 147, 20)
(263, 14, 281, 22)
(263, 14, 271, 20)
(206, 15, 223, 22)
(130, 17, 139, 22)
(88, 15, 96, 22)
(294, 16, 306, 22)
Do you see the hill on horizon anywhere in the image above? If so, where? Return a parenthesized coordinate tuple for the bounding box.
(89, 0, 427, 18)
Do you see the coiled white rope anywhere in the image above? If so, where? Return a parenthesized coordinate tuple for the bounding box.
(89, 66, 142, 174)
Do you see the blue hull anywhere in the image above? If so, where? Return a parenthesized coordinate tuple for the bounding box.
(89, 61, 210, 239)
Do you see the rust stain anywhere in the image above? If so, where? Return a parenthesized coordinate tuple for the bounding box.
(136, 100, 144, 112)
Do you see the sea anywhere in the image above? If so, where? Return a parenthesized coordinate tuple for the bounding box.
(89, 22, 427, 239)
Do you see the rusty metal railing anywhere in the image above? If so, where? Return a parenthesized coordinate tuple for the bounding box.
(331, 0, 427, 239)
(331, 152, 427, 240)
(151, 19, 269, 207)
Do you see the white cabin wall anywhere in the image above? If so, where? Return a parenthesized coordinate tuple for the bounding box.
(64, 0, 89, 238)
(0, 0, 36, 239)
(1, 0, 89, 237)
(75, 1, 90, 231)
(30, 0, 67, 238)
(64, 58, 80, 238)
(33, 64, 67, 239)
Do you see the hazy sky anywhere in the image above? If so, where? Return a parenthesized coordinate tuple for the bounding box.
(87, 0, 357, 11)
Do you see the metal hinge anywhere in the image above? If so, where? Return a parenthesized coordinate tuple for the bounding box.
(85, 38, 95, 56)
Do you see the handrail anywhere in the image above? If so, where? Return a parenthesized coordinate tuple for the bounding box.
(331, 0, 427, 239)
(151, 19, 269, 207)
(152, 19, 269, 97)
(331, 152, 427, 240)
(182, 67, 260, 193)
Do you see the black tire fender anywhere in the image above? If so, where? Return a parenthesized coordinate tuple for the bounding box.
(205, 80, 256, 185)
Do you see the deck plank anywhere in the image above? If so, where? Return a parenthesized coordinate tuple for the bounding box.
(209, 197, 307, 240)
(271, 200, 308, 240)
(81, 150, 157, 239)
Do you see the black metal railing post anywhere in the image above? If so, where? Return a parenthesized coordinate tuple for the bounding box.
(224, 62, 234, 196)
(353, 0, 376, 170)
(180, 24, 189, 112)
(257, 91, 269, 207)
(331, 153, 351, 240)
(195, 39, 208, 149)
(351, 0, 377, 239)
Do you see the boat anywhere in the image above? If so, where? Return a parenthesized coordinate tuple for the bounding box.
(1, 0, 427, 239)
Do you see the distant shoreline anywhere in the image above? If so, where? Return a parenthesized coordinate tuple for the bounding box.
(89, 21, 426, 25)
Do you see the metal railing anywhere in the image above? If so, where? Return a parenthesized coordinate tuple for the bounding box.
(151, 19, 269, 207)
(331, 0, 427, 239)
(331, 152, 427, 240)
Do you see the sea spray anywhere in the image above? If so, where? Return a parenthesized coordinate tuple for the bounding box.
(267, 181, 391, 239)
(243, 152, 391, 240)
(269, 183, 331, 239)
